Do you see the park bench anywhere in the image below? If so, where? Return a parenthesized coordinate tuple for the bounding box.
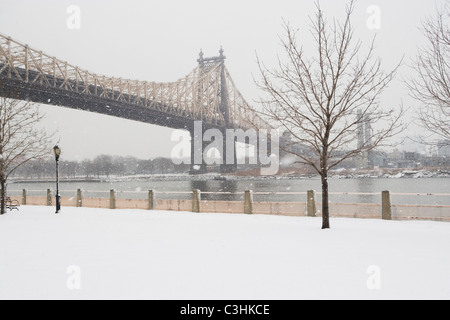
(6, 197, 20, 211)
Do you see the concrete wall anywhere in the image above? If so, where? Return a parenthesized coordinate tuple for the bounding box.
(392, 204, 450, 222)
(155, 199, 193, 212)
(253, 202, 306, 216)
(317, 202, 381, 219)
(11, 194, 450, 222)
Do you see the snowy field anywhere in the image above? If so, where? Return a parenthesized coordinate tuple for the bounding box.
(0, 206, 449, 300)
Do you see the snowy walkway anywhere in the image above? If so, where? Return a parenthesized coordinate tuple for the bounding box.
(0, 206, 449, 300)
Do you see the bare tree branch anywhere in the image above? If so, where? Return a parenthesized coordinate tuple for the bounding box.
(408, 4, 450, 144)
(0, 90, 55, 214)
(255, 0, 404, 229)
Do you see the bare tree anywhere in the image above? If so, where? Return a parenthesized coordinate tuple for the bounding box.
(256, 1, 404, 229)
(408, 4, 450, 143)
(0, 94, 54, 215)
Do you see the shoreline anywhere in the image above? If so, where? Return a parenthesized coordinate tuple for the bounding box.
(9, 169, 450, 184)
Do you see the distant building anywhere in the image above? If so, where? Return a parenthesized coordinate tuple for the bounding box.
(438, 140, 450, 157)
(372, 151, 388, 168)
(401, 151, 420, 161)
(396, 151, 422, 169)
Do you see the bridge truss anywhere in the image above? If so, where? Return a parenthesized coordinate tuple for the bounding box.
(0, 33, 267, 131)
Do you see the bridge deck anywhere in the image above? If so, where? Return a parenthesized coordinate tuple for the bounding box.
(0, 63, 224, 131)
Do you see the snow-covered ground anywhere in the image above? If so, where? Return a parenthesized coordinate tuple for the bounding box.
(0, 206, 449, 300)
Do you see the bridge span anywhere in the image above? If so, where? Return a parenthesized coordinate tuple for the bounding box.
(0, 33, 271, 173)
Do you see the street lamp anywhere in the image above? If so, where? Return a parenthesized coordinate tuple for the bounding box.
(53, 145, 61, 214)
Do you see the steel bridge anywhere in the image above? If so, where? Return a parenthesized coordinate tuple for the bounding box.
(0, 33, 269, 173)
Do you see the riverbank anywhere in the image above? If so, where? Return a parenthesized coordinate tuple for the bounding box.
(11, 178, 104, 184)
(9, 168, 450, 184)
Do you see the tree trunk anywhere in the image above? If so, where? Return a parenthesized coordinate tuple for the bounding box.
(0, 176, 6, 215)
(321, 172, 330, 229)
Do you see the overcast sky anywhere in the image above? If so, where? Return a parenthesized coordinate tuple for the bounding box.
(0, 0, 446, 160)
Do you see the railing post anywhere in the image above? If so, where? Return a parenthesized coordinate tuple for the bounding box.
(193, 189, 200, 213)
(244, 190, 253, 215)
(382, 190, 392, 220)
(307, 190, 317, 217)
(77, 189, 83, 207)
(22, 189, 27, 205)
(47, 189, 52, 206)
(148, 190, 155, 210)
(110, 189, 116, 209)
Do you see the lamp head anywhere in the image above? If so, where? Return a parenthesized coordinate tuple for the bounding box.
(53, 145, 61, 161)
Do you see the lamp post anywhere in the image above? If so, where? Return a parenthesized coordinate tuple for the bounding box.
(53, 145, 61, 214)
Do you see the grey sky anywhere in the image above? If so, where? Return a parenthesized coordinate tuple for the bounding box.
(0, 0, 445, 160)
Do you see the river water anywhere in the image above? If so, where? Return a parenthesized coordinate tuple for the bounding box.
(8, 177, 450, 206)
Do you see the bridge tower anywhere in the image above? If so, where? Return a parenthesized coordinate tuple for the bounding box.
(197, 47, 231, 126)
(190, 48, 237, 174)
